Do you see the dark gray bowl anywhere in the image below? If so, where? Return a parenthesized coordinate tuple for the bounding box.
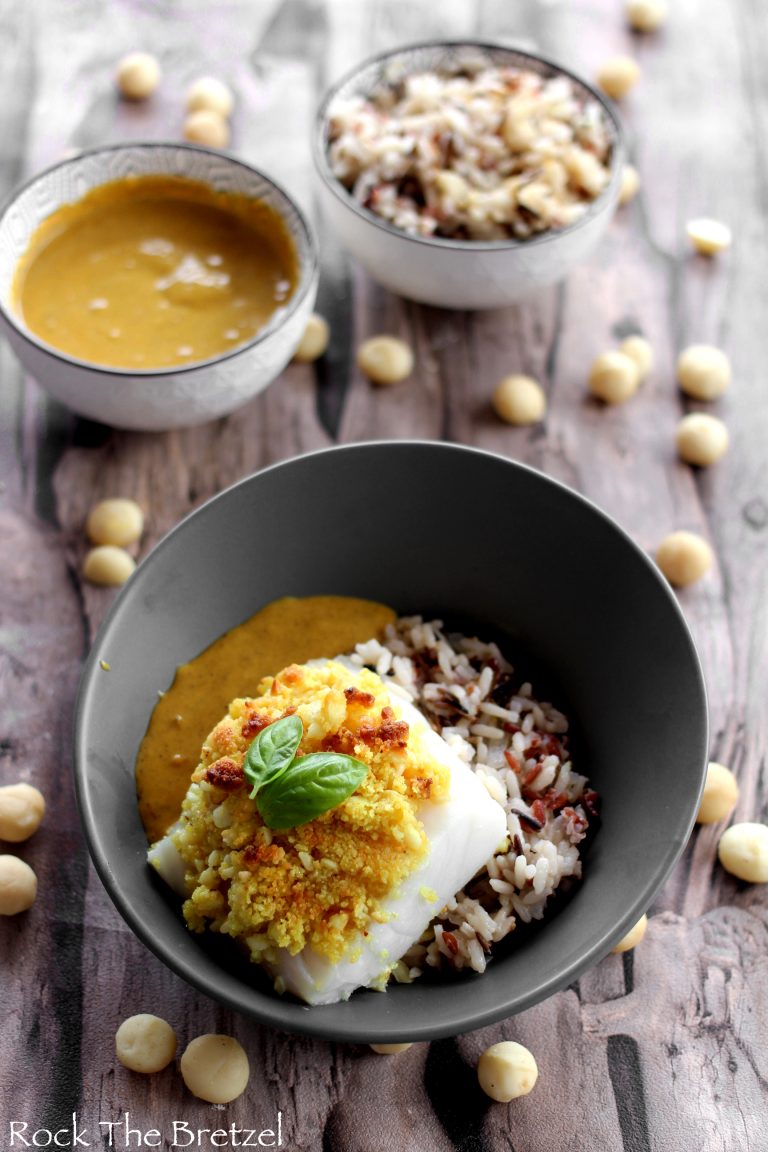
(74, 442, 708, 1041)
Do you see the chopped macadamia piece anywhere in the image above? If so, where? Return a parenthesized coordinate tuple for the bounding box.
(677, 345, 731, 400)
(588, 351, 640, 404)
(83, 546, 136, 587)
(686, 218, 732, 256)
(596, 56, 641, 100)
(183, 110, 230, 149)
(675, 413, 729, 467)
(477, 1041, 538, 1102)
(612, 913, 648, 953)
(718, 823, 768, 883)
(294, 314, 330, 363)
(0, 855, 37, 915)
(357, 335, 414, 386)
(370, 1043, 413, 1054)
(0, 784, 45, 843)
(86, 498, 144, 547)
(116, 1014, 177, 1074)
(492, 375, 547, 425)
(626, 0, 667, 32)
(656, 531, 713, 587)
(697, 763, 739, 825)
(181, 1035, 250, 1103)
(619, 164, 640, 206)
(186, 76, 234, 119)
(116, 53, 161, 101)
(618, 335, 653, 379)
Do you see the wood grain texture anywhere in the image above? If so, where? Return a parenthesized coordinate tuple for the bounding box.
(1, 1, 767, 1149)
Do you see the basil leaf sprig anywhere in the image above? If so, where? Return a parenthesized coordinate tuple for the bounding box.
(242, 714, 370, 830)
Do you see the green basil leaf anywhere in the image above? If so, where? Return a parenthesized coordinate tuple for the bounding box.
(256, 752, 369, 830)
(243, 713, 303, 799)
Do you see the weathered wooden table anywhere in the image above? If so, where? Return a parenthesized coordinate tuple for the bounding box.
(2, 1, 766, 1149)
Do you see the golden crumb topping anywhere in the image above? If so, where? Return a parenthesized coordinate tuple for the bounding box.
(174, 660, 451, 964)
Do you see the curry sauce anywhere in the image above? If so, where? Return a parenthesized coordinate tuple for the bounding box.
(136, 596, 395, 843)
(13, 174, 298, 369)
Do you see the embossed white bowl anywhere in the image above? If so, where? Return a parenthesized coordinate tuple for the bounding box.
(314, 42, 625, 310)
(0, 144, 318, 431)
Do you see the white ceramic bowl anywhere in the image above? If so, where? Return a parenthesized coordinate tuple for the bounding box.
(0, 144, 318, 431)
(314, 42, 625, 310)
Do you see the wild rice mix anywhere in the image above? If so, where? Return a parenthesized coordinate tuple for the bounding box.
(327, 65, 614, 241)
(349, 617, 599, 980)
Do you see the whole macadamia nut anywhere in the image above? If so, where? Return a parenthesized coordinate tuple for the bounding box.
(686, 218, 732, 256)
(492, 375, 547, 425)
(697, 762, 739, 825)
(588, 350, 640, 404)
(677, 345, 731, 400)
(675, 413, 729, 467)
(619, 164, 640, 206)
(0, 855, 37, 915)
(0, 783, 45, 843)
(186, 76, 234, 119)
(656, 531, 713, 587)
(82, 546, 136, 587)
(116, 1014, 177, 1074)
(116, 52, 161, 101)
(357, 335, 414, 386)
(181, 1035, 250, 1103)
(370, 1043, 413, 1054)
(86, 498, 144, 548)
(596, 56, 641, 100)
(626, 0, 667, 32)
(718, 823, 768, 884)
(294, 314, 330, 363)
(612, 913, 648, 953)
(183, 109, 230, 149)
(618, 335, 653, 380)
(477, 1041, 538, 1102)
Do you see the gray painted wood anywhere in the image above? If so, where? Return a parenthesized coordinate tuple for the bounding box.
(1, 1, 766, 1148)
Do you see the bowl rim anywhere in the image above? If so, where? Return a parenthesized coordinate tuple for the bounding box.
(313, 39, 627, 254)
(0, 141, 319, 378)
(74, 440, 708, 1041)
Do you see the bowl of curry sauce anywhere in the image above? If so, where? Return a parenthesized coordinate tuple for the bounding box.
(0, 144, 318, 430)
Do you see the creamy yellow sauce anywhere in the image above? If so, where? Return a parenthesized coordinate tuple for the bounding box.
(136, 596, 395, 843)
(13, 175, 298, 369)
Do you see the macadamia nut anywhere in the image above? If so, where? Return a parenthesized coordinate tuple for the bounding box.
(0, 855, 37, 915)
(83, 546, 136, 587)
(697, 762, 739, 825)
(656, 531, 713, 587)
(181, 1035, 250, 1103)
(186, 76, 234, 119)
(294, 314, 330, 363)
(588, 351, 640, 404)
(116, 1014, 177, 1073)
(718, 823, 768, 883)
(675, 413, 729, 467)
(183, 110, 230, 149)
(86, 498, 144, 548)
(619, 164, 640, 206)
(686, 218, 732, 256)
(626, 0, 667, 32)
(477, 1041, 538, 1102)
(370, 1043, 413, 1054)
(492, 375, 547, 425)
(618, 335, 653, 380)
(116, 52, 161, 101)
(0, 784, 45, 843)
(596, 56, 641, 100)
(357, 335, 414, 386)
(612, 913, 648, 953)
(677, 345, 731, 400)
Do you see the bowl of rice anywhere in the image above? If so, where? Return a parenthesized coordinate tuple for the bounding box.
(75, 441, 707, 1042)
(313, 42, 625, 309)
